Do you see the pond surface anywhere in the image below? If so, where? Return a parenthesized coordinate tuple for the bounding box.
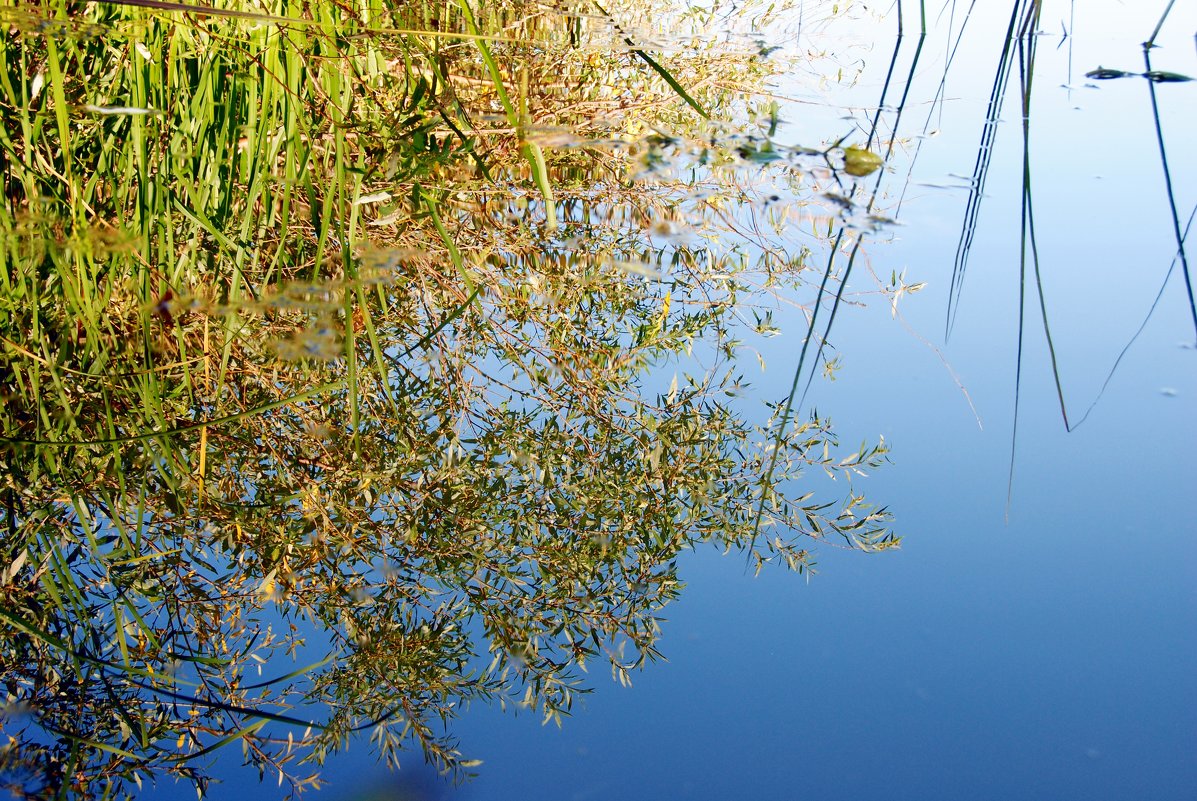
(1, 1, 1194, 800)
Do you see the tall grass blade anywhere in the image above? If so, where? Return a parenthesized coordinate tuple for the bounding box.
(100, 0, 528, 43)
(457, 0, 558, 231)
(422, 186, 474, 294)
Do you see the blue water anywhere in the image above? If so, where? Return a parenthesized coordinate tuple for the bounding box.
(149, 3, 1196, 799)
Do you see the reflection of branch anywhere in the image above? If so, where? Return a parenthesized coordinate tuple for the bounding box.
(590, 1, 710, 119)
(1, 1, 900, 788)
(0, 606, 327, 729)
(0, 381, 345, 448)
(861, 255, 983, 430)
(752, 11, 926, 544)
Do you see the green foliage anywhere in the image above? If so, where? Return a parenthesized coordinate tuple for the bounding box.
(0, 0, 895, 797)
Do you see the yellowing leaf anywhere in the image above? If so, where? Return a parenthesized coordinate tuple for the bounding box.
(842, 147, 884, 177)
(257, 568, 278, 600)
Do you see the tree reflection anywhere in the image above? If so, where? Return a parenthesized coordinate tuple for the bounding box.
(0, 1, 893, 796)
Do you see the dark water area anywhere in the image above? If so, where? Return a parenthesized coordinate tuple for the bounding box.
(2, 1, 1194, 799)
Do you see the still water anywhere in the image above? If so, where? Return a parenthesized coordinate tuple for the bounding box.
(1, 1, 1194, 799)
(327, 5, 1197, 799)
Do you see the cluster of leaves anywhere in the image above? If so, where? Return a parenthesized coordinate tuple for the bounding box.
(0, 0, 894, 798)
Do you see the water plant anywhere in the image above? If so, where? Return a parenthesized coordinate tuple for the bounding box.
(0, 1, 894, 796)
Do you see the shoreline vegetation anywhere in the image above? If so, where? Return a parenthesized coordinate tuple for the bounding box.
(0, 1, 894, 797)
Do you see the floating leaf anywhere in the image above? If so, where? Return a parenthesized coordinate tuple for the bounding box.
(842, 147, 883, 177)
(1143, 70, 1193, 83)
(1084, 67, 1134, 80)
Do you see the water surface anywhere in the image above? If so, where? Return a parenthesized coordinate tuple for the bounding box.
(1, 1, 1194, 799)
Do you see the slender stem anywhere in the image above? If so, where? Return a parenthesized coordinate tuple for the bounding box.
(1006, 0, 1042, 520)
(1145, 0, 1177, 49)
(1143, 46, 1197, 340)
(946, 1, 1023, 340)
